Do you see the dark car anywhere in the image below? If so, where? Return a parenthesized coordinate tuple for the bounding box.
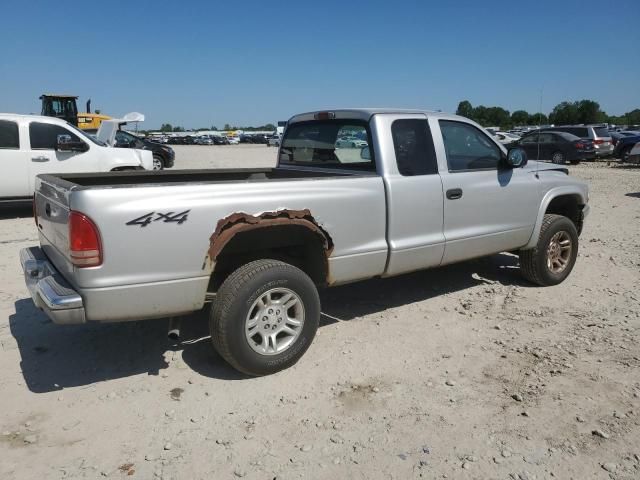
(610, 131, 640, 161)
(517, 131, 595, 164)
(250, 134, 269, 144)
(167, 136, 184, 145)
(212, 135, 229, 145)
(114, 130, 175, 170)
(539, 125, 613, 158)
(239, 134, 255, 144)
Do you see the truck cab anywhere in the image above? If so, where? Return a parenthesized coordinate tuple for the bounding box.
(0, 113, 153, 201)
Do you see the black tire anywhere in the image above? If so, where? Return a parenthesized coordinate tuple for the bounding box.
(619, 145, 632, 163)
(519, 214, 579, 286)
(210, 259, 320, 376)
(152, 155, 164, 170)
(551, 151, 566, 164)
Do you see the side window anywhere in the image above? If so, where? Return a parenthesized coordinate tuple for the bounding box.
(29, 122, 81, 150)
(391, 119, 438, 176)
(115, 131, 130, 146)
(521, 134, 539, 144)
(0, 120, 19, 149)
(439, 120, 501, 171)
(538, 133, 554, 143)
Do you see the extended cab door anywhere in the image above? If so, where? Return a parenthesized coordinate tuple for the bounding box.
(26, 121, 94, 189)
(372, 114, 445, 276)
(433, 118, 539, 264)
(0, 119, 29, 198)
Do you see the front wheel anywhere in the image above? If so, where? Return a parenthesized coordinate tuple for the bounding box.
(519, 214, 579, 286)
(551, 151, 566, 164)
(210, 259, 320, 376)
(152, 155, 164, 170)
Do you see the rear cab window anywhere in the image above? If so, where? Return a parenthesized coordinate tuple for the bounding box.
(0, 120, 19, 149)
(279, 120, 375, 172)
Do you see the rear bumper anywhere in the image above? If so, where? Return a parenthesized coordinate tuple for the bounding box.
(20, 247, 86, 325)
(595, 145, 614, 157)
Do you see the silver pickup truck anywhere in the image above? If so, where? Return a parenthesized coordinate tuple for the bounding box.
(21, 109, 590, 375)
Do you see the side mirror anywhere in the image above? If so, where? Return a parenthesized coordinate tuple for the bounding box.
(56, 134, 88, 152)
(360, 145, 371, 160)
(506, 147, 527, 167)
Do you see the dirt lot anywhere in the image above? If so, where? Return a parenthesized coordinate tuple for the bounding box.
(1, 146, 639, 480)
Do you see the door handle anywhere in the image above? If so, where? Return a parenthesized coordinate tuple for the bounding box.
(446, 188, 463, 200)
(31, 156, 49, 162)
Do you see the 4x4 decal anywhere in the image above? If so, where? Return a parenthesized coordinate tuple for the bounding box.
(126, 210, 190, 227)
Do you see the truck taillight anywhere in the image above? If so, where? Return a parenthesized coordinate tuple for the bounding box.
(69, 211, 102, 267)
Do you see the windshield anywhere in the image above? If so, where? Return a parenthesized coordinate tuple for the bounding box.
(66, 122, 106, 146)
(594, 127, 610, 138)
(279, 120, 374, 171)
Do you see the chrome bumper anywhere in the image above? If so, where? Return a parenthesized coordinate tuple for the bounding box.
(20, 247, 86, 325)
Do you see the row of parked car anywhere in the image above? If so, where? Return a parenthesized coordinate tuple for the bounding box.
(490, 125, 640, 165)
(148, 133, 281, 146)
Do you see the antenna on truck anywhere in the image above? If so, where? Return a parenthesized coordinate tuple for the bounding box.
(535, 86, 543, 178)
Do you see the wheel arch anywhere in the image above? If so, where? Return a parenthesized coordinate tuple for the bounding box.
(207, 210, 334, 291)
(523, 187, 587, 249)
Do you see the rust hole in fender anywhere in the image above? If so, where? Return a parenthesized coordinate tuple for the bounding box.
(208, 209, 334, 263)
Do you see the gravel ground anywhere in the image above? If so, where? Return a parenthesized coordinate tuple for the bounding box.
(0, 146, 639, 479)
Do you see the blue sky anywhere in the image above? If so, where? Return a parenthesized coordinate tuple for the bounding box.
(1, 0, 638, 129)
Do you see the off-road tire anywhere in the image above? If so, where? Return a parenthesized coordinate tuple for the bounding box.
(519, 214, 579, 286)
(210, 259, 320, 376)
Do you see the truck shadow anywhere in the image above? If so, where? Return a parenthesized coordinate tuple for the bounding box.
(10, 253, 523, 390)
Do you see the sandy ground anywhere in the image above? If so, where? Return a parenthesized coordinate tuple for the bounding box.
(0, 145, 639, 480)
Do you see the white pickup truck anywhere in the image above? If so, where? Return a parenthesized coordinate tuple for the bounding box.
(0, 114, 153, 202)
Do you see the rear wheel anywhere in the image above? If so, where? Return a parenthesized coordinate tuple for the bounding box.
(210, 259, 320, 376)
(152, 155, 164, 170)
(519, 214, 578, 286)
(551, 151, 566, 164)
(620, 145, 632, 163)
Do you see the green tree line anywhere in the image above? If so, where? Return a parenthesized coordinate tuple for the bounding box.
(456, 100, 640, 129)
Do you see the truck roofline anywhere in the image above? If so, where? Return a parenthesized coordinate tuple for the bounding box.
(287, 108, 466, 124)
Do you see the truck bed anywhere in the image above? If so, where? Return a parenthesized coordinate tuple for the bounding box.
(41, 167, 367, 189)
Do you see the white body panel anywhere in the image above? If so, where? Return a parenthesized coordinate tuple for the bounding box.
(0, 113, 152, 200)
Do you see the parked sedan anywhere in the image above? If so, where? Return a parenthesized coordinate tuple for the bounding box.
(195, 135, 214, 145)
(336, 136, 368, 148)
(540, 125, 613, 157)
(492, 131, 521, 145)
(113, 130, 175, 170)
(517, 131, 595, 164)
(212, 135, 229, 145)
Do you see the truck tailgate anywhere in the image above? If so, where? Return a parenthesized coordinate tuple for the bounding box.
(34, 178, 76, 283)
